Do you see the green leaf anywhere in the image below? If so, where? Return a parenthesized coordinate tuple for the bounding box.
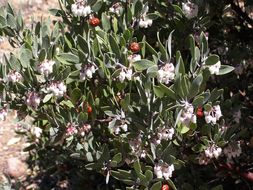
(189, 35, 195, 59)
(177, 124, 190, 134)
(167, 30, 174, 61)
(146, 41, 158, 57)
(153, 85, 164, 98)
(166, 178, 178, 190)
(133, 159, 142, 173)
(188, 74, 203, 99)
(145, 170, 153, 182)
(9, 54, 21, 71)
(150, 181, 162, 190)
(175, 51, 185, 75)
(43, 94, 52, 103)
(71, 88, 82, 104)
(56, 53, 79, 65)
(211, 185, 223, 190)
(217, 65, 234, 75)
(61, 100, 75, 108)
(160, 84, 177, 100)
(157, 32, 168, 61)
(38, 49, 47, 62)
(112, 153, 122, 164)
(77, 35, 89, 54)
(6, 13, 16, 28)
(199, 32, 208, 55)
(19, 48, 32, 68)
(102, 13, 110, 32)
(92, 0, 103, 12)
(133, 59, 155, 71)
(109, 34, 120, 57)
(205, 55, 219, 65)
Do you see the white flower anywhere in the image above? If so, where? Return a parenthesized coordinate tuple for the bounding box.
(223, 142, 242, 161)
(157, 127, 175, 141)
(180, 102, 196, 126)
(157, 63, 175, 84)
(233, 110, 241, 123)
(139, 17, 153, 28)
(198, 152, 211, 165)
(204, 145, 222, 159)
(71, 1, 91, 17)
(182, 1, 198, 19)
(125, 69, 133, 80)
(26, 91, 41, 109)
(38, 60, 55, 76)
(128, 54, 141, 63)
(154, 163, 174, 179)
(0, 108, 7, 121)
(118, 70, 126, 83)
(47, 81, 67, 98)
(118, 69, 132, 82)
(162, 164, 174, 179)
(109, 2, 122, 16)
(66, 123, 78, 136)
(209, 61, 221, 75)
(31, 127, 42, 138)
(79, 123, 91, 136)
(80, 64, 96, 81)
(154, 165, 163, 178)
(8, 71, 22, 83)
(204, 105, 222, 124)
(121, 124, 128, 132)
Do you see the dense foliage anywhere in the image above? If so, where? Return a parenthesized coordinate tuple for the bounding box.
(0, 0, 252, 189)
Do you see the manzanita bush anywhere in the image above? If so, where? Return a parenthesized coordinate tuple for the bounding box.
(0, 0, 249, 189)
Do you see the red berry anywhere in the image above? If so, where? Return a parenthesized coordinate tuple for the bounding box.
(197, 107, 204, 118)
(129, 42, 140, 53)
(161, 184, 170, 190)
(89, 17, 100, 27)
(87, 105, 92, 114)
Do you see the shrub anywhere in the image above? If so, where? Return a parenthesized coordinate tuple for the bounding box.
(1, 0, 251, 189)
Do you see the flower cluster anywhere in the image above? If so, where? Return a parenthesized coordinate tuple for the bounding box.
(30, 126, 42, 139)
(26, 91, 41, 109)
(139, 16, 153, 28)
(0, 107, 7, 121)
(38, 59, 55, 76)
(8, 70, 22, 83)
(118, 68, 133, 83)
(204, 144, 222, 159)
(80, 64, 96, 81)
(179, 102, 196, 126)
(138, 5, 153, 28)
(129, 136, 147, 158)
(198, 144, 222, 165)
(128, 54, 141, 63)
(109, 2, 122, 16)
(46, 81, 67, 98)
(154, 162, 175, 179)
(66, 123, 78, 136)
(182, 1, 198, 19)
(71, 0, 91, 17)
(109, 110, 128, 134)
(79, 123, 91, 137)
(204, 105, 222, 124)
(155, 127, 175, 145)
(223, 142, 242, 161)
(208, 61, 221, 75)
(157, 63, 175, 84)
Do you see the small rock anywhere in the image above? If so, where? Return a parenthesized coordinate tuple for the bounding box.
(7, 137, 21, 146)
(5, 157, 27, 178)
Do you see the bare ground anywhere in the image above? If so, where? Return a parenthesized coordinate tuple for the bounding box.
(0, 0, 58, 188)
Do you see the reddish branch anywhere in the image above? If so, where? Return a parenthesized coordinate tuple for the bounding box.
(225, 0, 253, 27)
(219, 163, 253, 182)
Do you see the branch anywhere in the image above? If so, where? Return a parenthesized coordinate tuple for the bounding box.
(226, 0, 253, 27)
